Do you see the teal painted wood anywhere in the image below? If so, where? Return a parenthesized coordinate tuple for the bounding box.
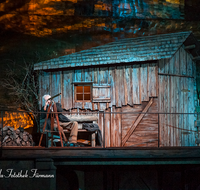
(132, 65, 141, 104)
(158, 59, 165, 73)
(74, 69, 82, 82)
(141, 64, 148, 101)
(188, 77, 195, 146)
(159, 75, 164, 147)
(38, 74, 42, 109)
(115, 67, 121, 107)
(40, 71, 51, 107)
(63, 70, 73, 110)
(187, 50, 193, 77)
(118, 66, 125, 106)
(174, 48, 180, 75)
(108, 67, 115, 108)
(125, 65, 133, 105)
(166, 76, 171, 146)
(51, 71, 61, 103)
(148, 63, 158, 97)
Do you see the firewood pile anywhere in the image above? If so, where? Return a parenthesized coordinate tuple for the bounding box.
(0, 126, 34, 147)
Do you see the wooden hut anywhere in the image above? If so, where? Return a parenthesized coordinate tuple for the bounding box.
(34, 31, 200, 148)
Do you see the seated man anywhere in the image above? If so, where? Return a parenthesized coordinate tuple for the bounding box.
(40, 94, 78, 146)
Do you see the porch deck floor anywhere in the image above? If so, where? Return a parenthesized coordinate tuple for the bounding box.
(1, 146, 200, 165)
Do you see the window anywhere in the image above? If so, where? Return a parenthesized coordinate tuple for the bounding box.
(74, 84, 92, 102)
(73, 82, 111, 103)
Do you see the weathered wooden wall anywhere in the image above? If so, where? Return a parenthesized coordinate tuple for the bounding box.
(158, 45, 197, 146)
(38, 63, 158, 110)
(38, 63, 159, 147)
(103, 98, 158, 147)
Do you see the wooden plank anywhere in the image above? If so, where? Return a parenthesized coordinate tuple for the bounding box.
(158, 73, 194, 78)
(140, 64, 148, 101)
(41, 72, 51, 103)
(92, 67, 98, 83)
(158, 59, 165, 73)
(63, 70, 73, 110)
(81, 69, 85, 81)
(120, 66, 125, 106)
(180, 46, 187, 75)
(84, 68, 92, 110)
(175, 76, 180, 146)
(171, 75, 175, 146)
(188, 78, 195, 146)
(115, 67, 121, 107)
(163, 75, 169, 147)
(164, 58, 170, 74)
(3, 147, 200, 160)
(110, 106, 116, 147)
(187, 52, 193, 77)
(74, 69, 82, 82)
(183, 77, 189, 146)
(158, 75, 164, 147)
(132, 64, 141, 104)
(126, 65, 133, 105)
(122, 98, 154, 146)
(180, 76, 184, 146)
(148, 63, 157, 97)
(167, 76, 171, 147)
(98, 111, 104, 146)
(174, 48, 180, 75)
(38, 74, 43, 109)
(169, 53, 175, 75)
(105, 109, 110, 147)
(85, 68, 92, 82)
(177, 76, 182, 146)
(51, 71, 61, 103)
(123, 67, 128, 105)
(115, 107, 122, 147)
(99, 103, 107, 111)
(108, 67, 115, 107)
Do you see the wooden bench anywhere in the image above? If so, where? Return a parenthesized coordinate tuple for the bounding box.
(40, 114, 98, 147)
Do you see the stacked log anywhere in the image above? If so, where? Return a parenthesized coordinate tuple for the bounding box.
(0, 126, 34, 147)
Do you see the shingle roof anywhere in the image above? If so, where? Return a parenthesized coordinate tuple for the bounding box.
(34, 31, 192, 70)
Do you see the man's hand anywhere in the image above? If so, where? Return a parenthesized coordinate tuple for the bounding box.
(44, 101, 49, 111)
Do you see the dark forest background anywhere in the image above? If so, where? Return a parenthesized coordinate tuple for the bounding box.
(0, 0, 200, 107)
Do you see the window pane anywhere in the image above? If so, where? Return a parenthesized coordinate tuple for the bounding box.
(76, 86, 83, 93)
(84, 86, 90, 93)
(84, 94, 90, 100)
(77, 94, 83, 100)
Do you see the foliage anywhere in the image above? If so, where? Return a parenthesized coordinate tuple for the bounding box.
(1, 60, 40, 118)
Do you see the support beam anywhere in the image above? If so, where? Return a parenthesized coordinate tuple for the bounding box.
(184, 45, 196, 50)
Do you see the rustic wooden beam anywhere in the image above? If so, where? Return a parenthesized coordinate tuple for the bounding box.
(193, 56, 200, 61)
(54, 160, 200, 165)
(2, 147, 200, 159)
(122, 98, 154, 146)
(158, 73, 194, 78)
(63, 115, 98, 122)
(184, 45, 196, 50)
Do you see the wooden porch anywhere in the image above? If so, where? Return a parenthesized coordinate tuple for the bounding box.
(1, 147, 200, 165)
